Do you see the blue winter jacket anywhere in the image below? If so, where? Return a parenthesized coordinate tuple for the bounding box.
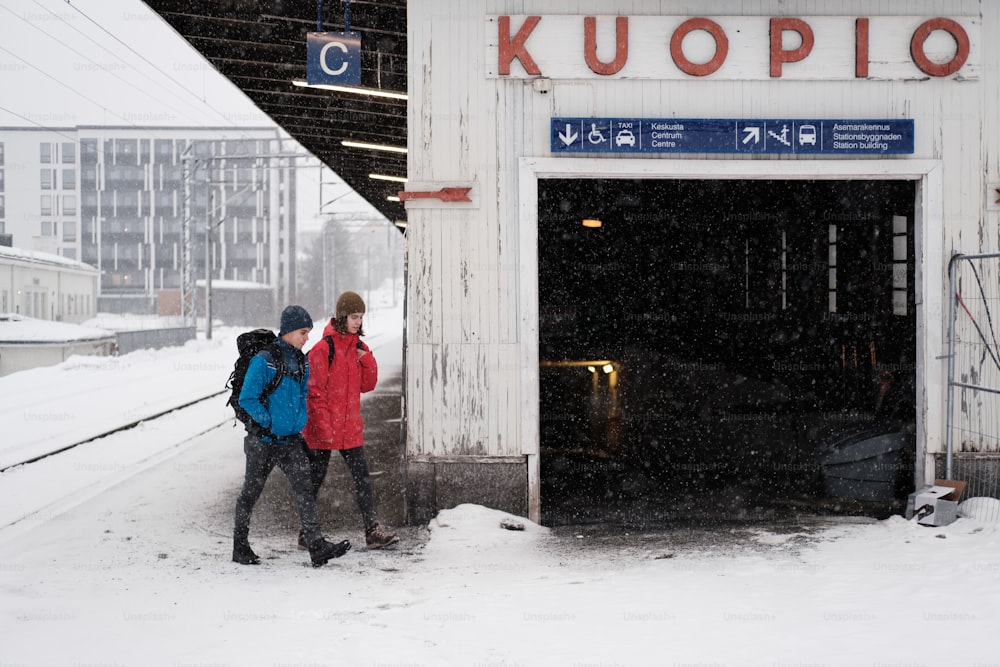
(238, 339, 310, 441)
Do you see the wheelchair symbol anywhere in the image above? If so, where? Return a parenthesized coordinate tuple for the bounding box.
(588, 123, 607, 144)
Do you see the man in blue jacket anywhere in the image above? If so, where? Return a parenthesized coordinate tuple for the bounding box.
(232, 305, 351, 567)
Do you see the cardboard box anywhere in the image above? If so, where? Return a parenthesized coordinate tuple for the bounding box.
(905, 482, 963, 526)
(932, 478, 967, 502)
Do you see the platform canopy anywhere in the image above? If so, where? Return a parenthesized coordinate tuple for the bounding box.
(143, 0, 408, 224)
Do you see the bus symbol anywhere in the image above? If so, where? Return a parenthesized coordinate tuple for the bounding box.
(798, 125, 817, 146)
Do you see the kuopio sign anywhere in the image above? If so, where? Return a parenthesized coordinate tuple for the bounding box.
(487, 15, 979, 81)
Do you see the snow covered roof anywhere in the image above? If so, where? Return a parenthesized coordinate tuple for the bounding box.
(193, 279, 272, 290)
(0, 245, 98, 273)
(0, 314, 114, 344)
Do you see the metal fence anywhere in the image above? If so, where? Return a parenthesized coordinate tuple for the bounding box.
(115, 327, 197, 356)
(943, 253, 1000, 521)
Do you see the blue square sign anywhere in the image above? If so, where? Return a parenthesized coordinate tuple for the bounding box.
(307, 32, 362, 86)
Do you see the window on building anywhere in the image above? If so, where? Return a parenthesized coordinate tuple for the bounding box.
(0, 194, 4, 219)
(63, 195, 77, 216)
(892, 215, 908, 316)
(62, 247, 76, 260)
(62, 142, 76, 164)
(81, 164, 97, 189)
(40, 194, 52, 216)
(63, 221, 76, 242)
(41, 220, 56, 236)
(155, 139, 172, 162)
(116, 190, 138, 217)
(155, 190, 173, 215)
(62, 168, 76, 190)
(81, 139, 98, 164)
(0, 142, 5, 165)
(40, 169, 53, 189)
(40, 143, 52, 164)
(115, 139, 138, 166)
(828, 224, 838, 313)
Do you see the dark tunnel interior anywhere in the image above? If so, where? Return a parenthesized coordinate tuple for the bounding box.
(537, 178, 918, 528)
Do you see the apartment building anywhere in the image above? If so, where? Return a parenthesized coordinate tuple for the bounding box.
(0, 126, 297, 317)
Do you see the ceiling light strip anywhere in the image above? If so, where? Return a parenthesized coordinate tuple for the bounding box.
(292, 79, 407, 101)
(342, 140, 408, 154)
(369, 173, 408, 183)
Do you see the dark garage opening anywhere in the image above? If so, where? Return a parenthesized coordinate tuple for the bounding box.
(538, 178, 918, 527)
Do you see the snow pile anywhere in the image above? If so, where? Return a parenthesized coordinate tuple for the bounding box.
(959, 496, 1000, 522)
(424, 503, 550, 565)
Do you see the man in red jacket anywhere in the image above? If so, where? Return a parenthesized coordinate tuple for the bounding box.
(301, 291, 399, 549)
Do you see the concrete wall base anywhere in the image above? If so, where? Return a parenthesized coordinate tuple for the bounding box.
(405, 458, 527, 524)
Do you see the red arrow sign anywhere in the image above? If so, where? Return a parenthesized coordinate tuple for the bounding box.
(397, 187, 472, 202)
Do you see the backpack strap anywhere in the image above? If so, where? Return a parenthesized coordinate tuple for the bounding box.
(258, 345, 285, 407)
(324, 334, 336, 368)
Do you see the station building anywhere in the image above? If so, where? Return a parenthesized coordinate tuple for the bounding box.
(400, 1, 999, 524)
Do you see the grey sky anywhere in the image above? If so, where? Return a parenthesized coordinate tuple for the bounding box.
(0, 0, 382, 229)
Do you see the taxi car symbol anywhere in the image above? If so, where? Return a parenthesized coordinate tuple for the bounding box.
(615, 130, 636, 147)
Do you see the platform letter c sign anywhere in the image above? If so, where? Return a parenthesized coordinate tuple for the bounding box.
(307, 32, 362, 86)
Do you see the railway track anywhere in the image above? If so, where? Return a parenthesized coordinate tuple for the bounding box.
(0, 390, 229, 473)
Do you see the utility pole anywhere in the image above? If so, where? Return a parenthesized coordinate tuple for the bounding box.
(181, 143, 310, 337)
(180, 143, 196, 328)
(205, 156, 214, 340)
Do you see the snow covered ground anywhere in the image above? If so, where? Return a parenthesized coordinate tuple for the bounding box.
(2, 312, 1000, 666)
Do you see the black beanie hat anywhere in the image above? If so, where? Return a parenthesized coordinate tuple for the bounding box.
(279, 305, 313, 336)
(335, 291, 366, 319)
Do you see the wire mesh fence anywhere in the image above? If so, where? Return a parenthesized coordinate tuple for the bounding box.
(943, 253, 1000, 522)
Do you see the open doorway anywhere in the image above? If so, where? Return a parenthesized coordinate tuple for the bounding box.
(536, 178, 917, 527)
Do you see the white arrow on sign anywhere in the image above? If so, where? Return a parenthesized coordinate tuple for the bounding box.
(558, 124, 579, 146)
(742, 127, 760, 145)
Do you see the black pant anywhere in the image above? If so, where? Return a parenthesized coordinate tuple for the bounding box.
(234, 433, 322, 547)
(305, 446, 376, 531)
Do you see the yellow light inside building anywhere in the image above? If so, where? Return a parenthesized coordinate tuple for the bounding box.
(582, 218, 602, 228)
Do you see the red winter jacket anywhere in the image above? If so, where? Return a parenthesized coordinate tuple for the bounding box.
(303, 323, 378, 450)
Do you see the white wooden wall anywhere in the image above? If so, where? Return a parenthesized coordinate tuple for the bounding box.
(406, 0, 998, 477)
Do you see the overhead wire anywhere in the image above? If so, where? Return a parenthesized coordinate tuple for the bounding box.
(0, 42, 156, 134)
(54, 0, 347, 199)
(58, 0, 268, 134)
(0, 0, 356, 218)
(0, 1, 238, 135)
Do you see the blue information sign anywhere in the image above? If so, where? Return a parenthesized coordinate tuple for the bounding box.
(307, 32, 362, 86)
(551, 118, 914, 155)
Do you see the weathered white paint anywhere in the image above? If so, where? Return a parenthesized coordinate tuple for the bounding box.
(406, 0, 999, 521)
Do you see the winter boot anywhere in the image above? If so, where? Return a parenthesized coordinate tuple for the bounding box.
(297, 529, 308, 551)
(232, 539, 260, 565)
(365, 523, 399, 549)
(309, 538, 351, 567)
